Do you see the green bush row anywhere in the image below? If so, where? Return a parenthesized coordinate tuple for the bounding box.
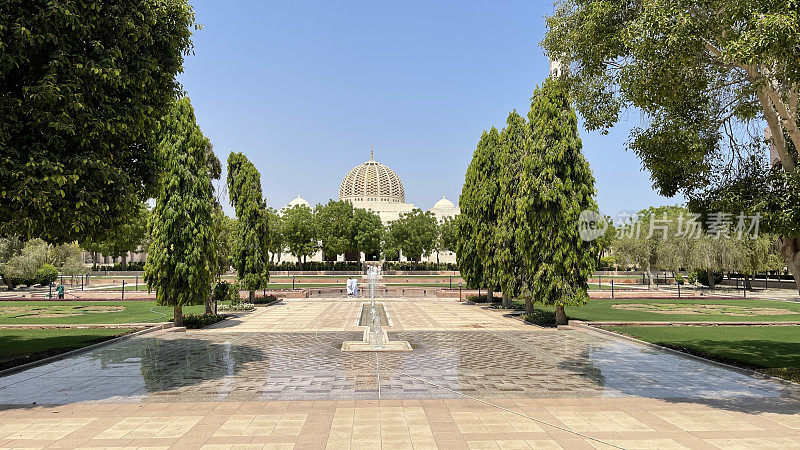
(182, 313, 226, 329)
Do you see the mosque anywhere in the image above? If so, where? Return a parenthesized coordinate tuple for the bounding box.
(280, 151, 459, 263)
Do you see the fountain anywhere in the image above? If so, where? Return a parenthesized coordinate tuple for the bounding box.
(341, 264, 411, 352)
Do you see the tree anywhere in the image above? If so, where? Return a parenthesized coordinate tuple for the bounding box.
(457, 128, 503, 300)
(0, 0, 196, 243)
(283, 205, 317, 264)
(227, 153, 270, 302)
(266, 208, 285, 263)
(144, 98, 215, 327)
(386, 209, 438, 262)
(733, 233, 784, 289)
(211, 208, 234, 280)
(513, 79, 598, 323)
(495, 112, 530, 309)
(543, 1, 800, 293)
(315, 200, 354, 261)
(0, 238, 51, 289)
(438, 216, 459, 262)
(352, 208, 383, 261)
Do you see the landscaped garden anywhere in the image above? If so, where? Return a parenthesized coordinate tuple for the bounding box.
(0, 301, 206, 325)
(512, 297, 800, 323)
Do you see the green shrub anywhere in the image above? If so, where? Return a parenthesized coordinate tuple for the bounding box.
(252, 294, 278, 305)
(598, 256, 617, 270)
(695, 270, 723, 287)
(182, 313, 226, 329)
(36, 264, 59, 286)
(524, 310, 558, 327)
(674, 273, 684, 285)
(213, 281, 231, 302)
(467, 294, 489, 303)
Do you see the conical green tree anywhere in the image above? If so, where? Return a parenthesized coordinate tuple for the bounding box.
(457, 128, 503, 301)
(494, 111, 531, 308)
(523, 79, 598, 324)
(227, 153, 270, 302)
(144, 98, 216, 327)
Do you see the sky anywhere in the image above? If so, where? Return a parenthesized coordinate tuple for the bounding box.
(180, 0, 684, 219)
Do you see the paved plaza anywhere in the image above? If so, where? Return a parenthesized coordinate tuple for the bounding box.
(1, 297, 800, 449)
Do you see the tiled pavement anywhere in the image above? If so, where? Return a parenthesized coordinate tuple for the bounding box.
(1, 298, 800, 448)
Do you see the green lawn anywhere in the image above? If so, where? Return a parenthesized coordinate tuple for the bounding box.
(511, 297, 800, 323)
(0, 328, 135, 359)
(606, 325, 800, 381)
(0, 301, 205, 324)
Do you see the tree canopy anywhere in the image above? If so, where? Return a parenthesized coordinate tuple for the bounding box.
(457, 128, 503, 291)
(283, 205, 317, 264)
(144, 98, 215, 325)
(543, 0, 800, 292)
(0, 0, 197, 243)
(386, 209, 438, 262)
(227, 152, 270, 299)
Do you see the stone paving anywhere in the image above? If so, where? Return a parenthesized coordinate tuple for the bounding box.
(1, 297, 800, 449)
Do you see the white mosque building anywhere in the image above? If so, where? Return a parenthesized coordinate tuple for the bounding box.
(279, 151, 459, 263)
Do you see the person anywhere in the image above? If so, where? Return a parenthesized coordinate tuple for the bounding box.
(56, 284, 65, 299)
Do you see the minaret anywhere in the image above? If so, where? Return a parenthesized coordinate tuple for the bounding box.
(549, 58, 563, 79)
(370, 145, 374, 161)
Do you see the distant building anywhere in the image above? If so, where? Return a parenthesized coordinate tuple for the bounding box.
(277, 151, 459, 263)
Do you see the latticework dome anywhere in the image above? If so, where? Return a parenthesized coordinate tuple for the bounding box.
(339, 159, 406, 203)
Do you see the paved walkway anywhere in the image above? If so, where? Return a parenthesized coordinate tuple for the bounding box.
(1, 297, 799, 449)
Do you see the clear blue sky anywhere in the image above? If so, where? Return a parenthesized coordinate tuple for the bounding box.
(180, 0, 683, 219)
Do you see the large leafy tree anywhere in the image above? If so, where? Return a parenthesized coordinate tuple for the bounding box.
(144, 98, 215, 327)
(0, 0, 196, 243)
(282, 205, 317, 264)
(315, 200, 354, 260)
(457, 128, 503, 298)
(386, 209, 438, 262)
(352, 208, 383, 261)
(520, 79, 598, 324)
(83, 203, 150, 269)
(266, 208, 285, 263)
(543, 0, 800, 293)
(227, 153, 270, 302)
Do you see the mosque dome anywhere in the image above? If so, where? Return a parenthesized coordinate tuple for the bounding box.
(430, 195, 459, 220)
(286, 194, 310, 209)
(339, 154, 406, 203)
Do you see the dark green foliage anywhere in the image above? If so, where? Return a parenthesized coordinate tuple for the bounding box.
(457, 129, 503, 290)
(386, 209, 438, 262)
(695, 270, 724, 287)
(282, 205, 317, 263)
(227, 153, 270, 294)
(524, 310, 558, 328)
(182, 313, 225, 329)
(144, 98, 215, 312)
(251, 294, 278, 305)
(315, 200, 354, 259)
(521, 79, 597, 311)
(35, 264, 58, 286)
(0, 0, 196, 243)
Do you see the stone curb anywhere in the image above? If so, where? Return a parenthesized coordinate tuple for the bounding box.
(0, 323, 166, 329)
(572, 321, 800, 389)
(0, 323, 171, 378)
(572, 321, 800, 327)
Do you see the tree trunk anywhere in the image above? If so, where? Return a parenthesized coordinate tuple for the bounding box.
(92, 252, 98, 271)
(744, 274, 752, 291)
(121, 254, 127, 270)
(525, 297, 533, 315)
(778, 237, 800, 296)
(555, 305, 567, 325)
(174, 305, 183, 327)
(486, 287, 493, 303)
(249, 290, 255, 303)
(707, 268, 716, 290)
(501, 293, 511, 309)
(205, 290, 213, 314)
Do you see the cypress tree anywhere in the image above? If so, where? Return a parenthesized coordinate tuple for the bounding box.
(523, 78, 598, 324)
(227, 153, 270, 302)
(144, 98, 215, 327)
